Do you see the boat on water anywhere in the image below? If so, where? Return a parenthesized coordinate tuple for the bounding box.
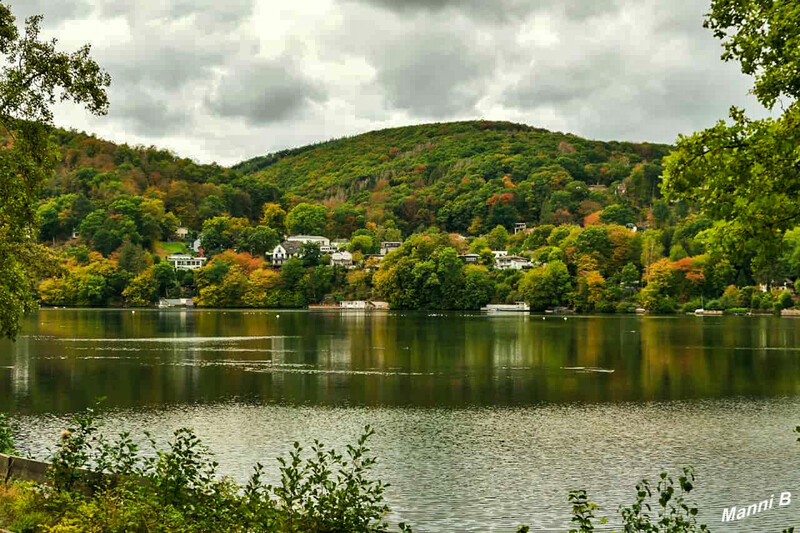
(481, 302, 530, 313)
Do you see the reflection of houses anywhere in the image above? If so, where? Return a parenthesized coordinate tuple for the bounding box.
(380, 241, 402, 256)
(167, 254, 207, 270)
(159, 298, 194, 308)
(339, 300, 389, 310)
(459, 253, 480, 264)
(330, 250, 354, 267)
(270, 241, 303, 266)
(494, 255, 532, 270)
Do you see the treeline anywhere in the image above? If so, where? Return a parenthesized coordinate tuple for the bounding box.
(32, 122, 800, 313)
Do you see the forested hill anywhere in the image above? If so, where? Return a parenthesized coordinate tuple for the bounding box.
(234, 120, 671, 235)
(39, 120, 671, 247)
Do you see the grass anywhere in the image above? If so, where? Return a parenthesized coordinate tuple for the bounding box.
(154, 241, 188, 257)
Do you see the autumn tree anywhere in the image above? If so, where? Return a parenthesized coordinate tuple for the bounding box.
(0, 2, 110, 338)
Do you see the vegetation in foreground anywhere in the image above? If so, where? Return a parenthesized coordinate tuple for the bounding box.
(0, 409, 721, 533)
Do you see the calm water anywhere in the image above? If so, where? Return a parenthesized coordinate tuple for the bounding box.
(2, 309, 800, 531)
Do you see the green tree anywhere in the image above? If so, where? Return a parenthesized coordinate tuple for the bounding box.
(152, 262, 176, 297)
(519, 260, 572, 311)
(123, 268, 158, 307)
(459, 265, 494, 309)
(260, 202, 287, 232)
(663, 1, 800, 269)
(600, 204, 636, 226)
(238, 225, 280, 256)
(117, 238, 151, 274)
(486, 225, 509, 250)
(200, 216, 248, 257)
(299, 242, 322, 267)
(349, 234, 376, 254)
(286, 203, 327, 235)
(0, 2, 110, 338)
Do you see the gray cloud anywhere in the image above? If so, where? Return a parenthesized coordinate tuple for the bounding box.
(29, 0, 767, 165)
(111, 88, 193, 136)
(206, 56, 326, 125)
(8, 0, 91, 25)
(343, 0, 619, 23)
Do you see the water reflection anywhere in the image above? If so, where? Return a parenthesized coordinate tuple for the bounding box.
(3, 310, 800, 531)
(2, 310, 800, 413)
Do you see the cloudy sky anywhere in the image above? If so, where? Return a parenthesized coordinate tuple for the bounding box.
(15, 0, 767, 165)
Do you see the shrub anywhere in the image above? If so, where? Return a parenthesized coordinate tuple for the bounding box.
(0, 414, 15, 455)
(7, 405, 398, 533)
(705, 299, 723, 311)
(724, 307, 748, 315)
(615, 301, 637, 314)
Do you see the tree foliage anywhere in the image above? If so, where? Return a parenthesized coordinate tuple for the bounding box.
(0, 1, 109, 339)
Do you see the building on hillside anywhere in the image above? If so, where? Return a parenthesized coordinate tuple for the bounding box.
(271, 241, 303, 266)
(176, 226, 189, 239)
(71, 228, 80, 239)
(494, 255, 532, 271)
(321, 239, 347, 254)
(287, 235, 330, 246)
(514, 222, 527, 234)
(459, 253, 480, 264)
(330, 250, 354, 267)
(492, 250, 508, 259)
(191, 239, 202, 253)
(167, 254, 207, 271)
(380, 241, 402, 256)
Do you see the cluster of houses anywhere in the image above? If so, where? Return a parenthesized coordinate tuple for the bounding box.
(458, 250, 535, 270)
(269, 236, 402, 268)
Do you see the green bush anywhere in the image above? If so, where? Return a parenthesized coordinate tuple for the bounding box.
(0, 414, 14, 455)
(681, 298, 702, 313)
(724, 307, 748, 315)
(615, 301, 637, 314)
(705, 299, 723, 311)
(2, 406, 399, 533)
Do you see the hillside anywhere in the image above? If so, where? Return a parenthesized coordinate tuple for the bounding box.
(235, 120, 671, 235)
(39, 121, 671, 242)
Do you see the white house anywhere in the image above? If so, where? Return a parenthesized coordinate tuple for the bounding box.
(167, 254, 208, 271)
(176, 226, 189, 239)
(459, 253, 480, 264)
(191, 238, 202, 253)
(271, 240, 303, 266)
(494, 255, 532, 270)
(287, 235, 329, 246)
(330, 250, 354, 267)
(380, 241, 402, 256)
(514, 222, 527, 234)
(491, 250, 508, 259)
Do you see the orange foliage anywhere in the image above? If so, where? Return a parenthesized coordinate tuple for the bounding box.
(487, 192, 516, 206)
(214, 250, 264, 274)
(583, 210, 603, 226)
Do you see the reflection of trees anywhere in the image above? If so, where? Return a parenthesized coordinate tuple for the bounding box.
(3, 311, 800, 413)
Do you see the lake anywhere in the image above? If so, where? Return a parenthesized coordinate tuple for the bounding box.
(1, 309, 799, 531)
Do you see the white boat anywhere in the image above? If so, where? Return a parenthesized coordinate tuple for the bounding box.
(481, 302, 530, 313)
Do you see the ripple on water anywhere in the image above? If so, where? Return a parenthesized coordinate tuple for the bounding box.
(12, 397, 800, 532)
